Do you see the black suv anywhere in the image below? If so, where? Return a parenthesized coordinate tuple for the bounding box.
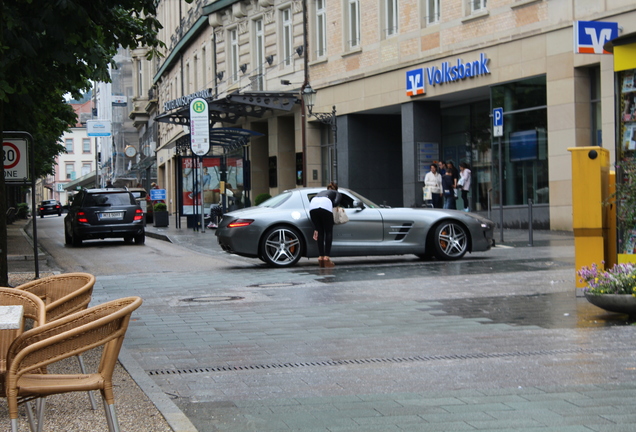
(38, 200, 62, 217)
(64, 188, 145, 246)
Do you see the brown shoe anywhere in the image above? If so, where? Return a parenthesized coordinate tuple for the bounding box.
(323, 259, 335, 268)
(318, 258, 325, 267)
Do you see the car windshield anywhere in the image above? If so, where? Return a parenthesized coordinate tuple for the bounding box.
(258, 192, 292, 208)
(43, 200, 57, 205)
(84, 193, 132, 207)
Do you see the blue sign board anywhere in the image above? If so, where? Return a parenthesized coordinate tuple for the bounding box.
(493, 108, 503, 137)
(574, 21, 618, 54)
(150, 188, 166, 201)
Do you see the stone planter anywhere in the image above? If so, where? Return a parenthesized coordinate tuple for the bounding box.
(584, 292, 636, 317)
(153, 211, 169, 227)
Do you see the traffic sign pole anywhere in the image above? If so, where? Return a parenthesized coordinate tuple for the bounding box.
(493, 108, 504, 244)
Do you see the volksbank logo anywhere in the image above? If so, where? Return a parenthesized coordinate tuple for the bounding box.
(406, 53, 491, 97)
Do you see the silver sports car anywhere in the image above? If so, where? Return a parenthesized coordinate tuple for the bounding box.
(216, 187, 495, 267)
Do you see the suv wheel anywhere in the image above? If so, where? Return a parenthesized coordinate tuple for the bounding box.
(134, 234, 145, 245)
(71, 230, 83, 247)
(65, 227, 72, 246)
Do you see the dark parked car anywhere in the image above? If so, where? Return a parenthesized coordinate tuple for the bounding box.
(128, 188, 153, 223)
(38, 200, 62, 217)
(64, 188, 145, 246)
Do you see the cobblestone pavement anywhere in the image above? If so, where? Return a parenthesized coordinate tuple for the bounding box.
(10, 217, 636, 432)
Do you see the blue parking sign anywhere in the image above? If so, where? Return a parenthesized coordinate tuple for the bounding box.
(493, 108, 503, 137)
(150, 188, 166, 201)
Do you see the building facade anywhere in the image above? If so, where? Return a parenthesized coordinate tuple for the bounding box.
(146, 0, 636, 230)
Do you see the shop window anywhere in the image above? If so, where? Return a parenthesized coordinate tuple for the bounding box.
(296, 152, 304, 186)
(491, 76, 548, 207)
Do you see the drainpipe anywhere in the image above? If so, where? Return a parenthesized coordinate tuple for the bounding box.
(301, 0, 309, 187)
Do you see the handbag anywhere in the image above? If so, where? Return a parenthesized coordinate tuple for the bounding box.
(333, 206, 349, 224)
(458, 177, 465, 187)
(423, 186, 432, 201)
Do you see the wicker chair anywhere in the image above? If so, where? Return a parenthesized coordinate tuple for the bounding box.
(0, 288, 46, 374)
(4, 296, 143, 432)
(15, 273, 98, 409)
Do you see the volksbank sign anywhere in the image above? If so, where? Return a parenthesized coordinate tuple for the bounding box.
(164, 88, 214, 111)
(406, 53, 491, 97)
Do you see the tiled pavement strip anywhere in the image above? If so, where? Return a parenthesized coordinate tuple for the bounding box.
(12, 218, 636, 431)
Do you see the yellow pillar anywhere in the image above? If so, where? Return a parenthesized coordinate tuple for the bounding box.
(568, 146, 610, 288)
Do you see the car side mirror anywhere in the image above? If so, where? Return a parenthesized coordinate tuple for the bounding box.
(353, 199, 364, 210)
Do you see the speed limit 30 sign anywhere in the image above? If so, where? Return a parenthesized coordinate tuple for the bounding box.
(3, 138, 29, 181)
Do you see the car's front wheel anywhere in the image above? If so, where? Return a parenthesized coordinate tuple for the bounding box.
(259, 226, 303, 267)
(432, 222, 468, 260)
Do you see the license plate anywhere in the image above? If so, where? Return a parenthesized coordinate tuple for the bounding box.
(99, 212, 123, 220)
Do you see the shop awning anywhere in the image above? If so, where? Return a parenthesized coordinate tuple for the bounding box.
(175, 127, 264, 154)
(63, 171, 98, 191)
(155, 90, 299, 126)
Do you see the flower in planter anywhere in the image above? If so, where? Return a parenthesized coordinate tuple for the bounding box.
(577, 262, 636, 296)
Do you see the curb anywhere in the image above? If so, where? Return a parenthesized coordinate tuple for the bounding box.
(118, 348, 198, 432)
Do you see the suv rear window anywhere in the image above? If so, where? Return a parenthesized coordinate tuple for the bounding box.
(84, 193, 134, 207)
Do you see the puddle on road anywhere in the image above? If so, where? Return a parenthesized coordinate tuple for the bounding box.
(432, 291, 636, 329)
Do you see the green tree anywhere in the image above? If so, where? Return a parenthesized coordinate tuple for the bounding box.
(0, 0, 171, 286)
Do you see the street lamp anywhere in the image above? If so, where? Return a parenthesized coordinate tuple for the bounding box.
(302, 84, 338, 183)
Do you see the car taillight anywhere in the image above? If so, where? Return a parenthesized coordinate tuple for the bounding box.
(77, 211, 88, 223)
(227, 219, 254, 228)
(39, 207, 44, 211)
(55, 205, 60, 209)
(134, 209, 144, 221)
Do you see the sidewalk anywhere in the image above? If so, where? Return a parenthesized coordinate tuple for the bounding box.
(6, 217, 195, 432)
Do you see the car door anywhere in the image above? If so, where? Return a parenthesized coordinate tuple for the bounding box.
(331, 191, 383, 253)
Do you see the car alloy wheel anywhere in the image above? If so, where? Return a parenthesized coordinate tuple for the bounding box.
(433, 222, 468, 260)
(260, 226, 303, 267)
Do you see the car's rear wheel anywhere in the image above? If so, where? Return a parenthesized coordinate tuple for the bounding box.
(260, 226, 303, 267)
(432, 222, 468, 260)
(134, 234, 145, 245)
(71, 230, 82, 247)
(124, 236, 134, 244)
(64, 227, 72, 246)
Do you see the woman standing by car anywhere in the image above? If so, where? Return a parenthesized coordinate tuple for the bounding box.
(458, 162, 472, 211)
(309, 182, 341, 267)
(424, 164, 443, 208)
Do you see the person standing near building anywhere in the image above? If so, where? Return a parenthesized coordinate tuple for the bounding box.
(442, 169, 456, 209)
(458, 162, 472, 211)
(424, 163, 443, 208)
(309, 182, 341, 267)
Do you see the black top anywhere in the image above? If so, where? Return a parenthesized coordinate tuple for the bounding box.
(442, 175, 455, 197)
(315, 189, 342, 207)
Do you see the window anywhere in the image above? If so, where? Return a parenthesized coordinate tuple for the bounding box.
(470, 0, 487, 13)
(426, 0, 440, 24)
(347, 0, 360, 49)
(230, 28, 239, 81)
(385, 0, 398, 37)
(201, 46, 207, 87)
(65, 139, 73, 153)
(137, 60, 143, 98)
(193, 55, 199, 91)
(282, 8, 292, 66)
(315, 0, 327, 57)
(81, 163, 91, 176)
(254, 19, 265, 90)
(65, 163, 75, 180)
(82, 138, 91, 153)
(185, 62, 191, 93)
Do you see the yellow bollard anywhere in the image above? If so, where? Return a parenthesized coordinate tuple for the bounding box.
(567, 147, 610, 288)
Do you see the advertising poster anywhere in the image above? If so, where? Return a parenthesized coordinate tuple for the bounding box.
(181, 156, 245, 215)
